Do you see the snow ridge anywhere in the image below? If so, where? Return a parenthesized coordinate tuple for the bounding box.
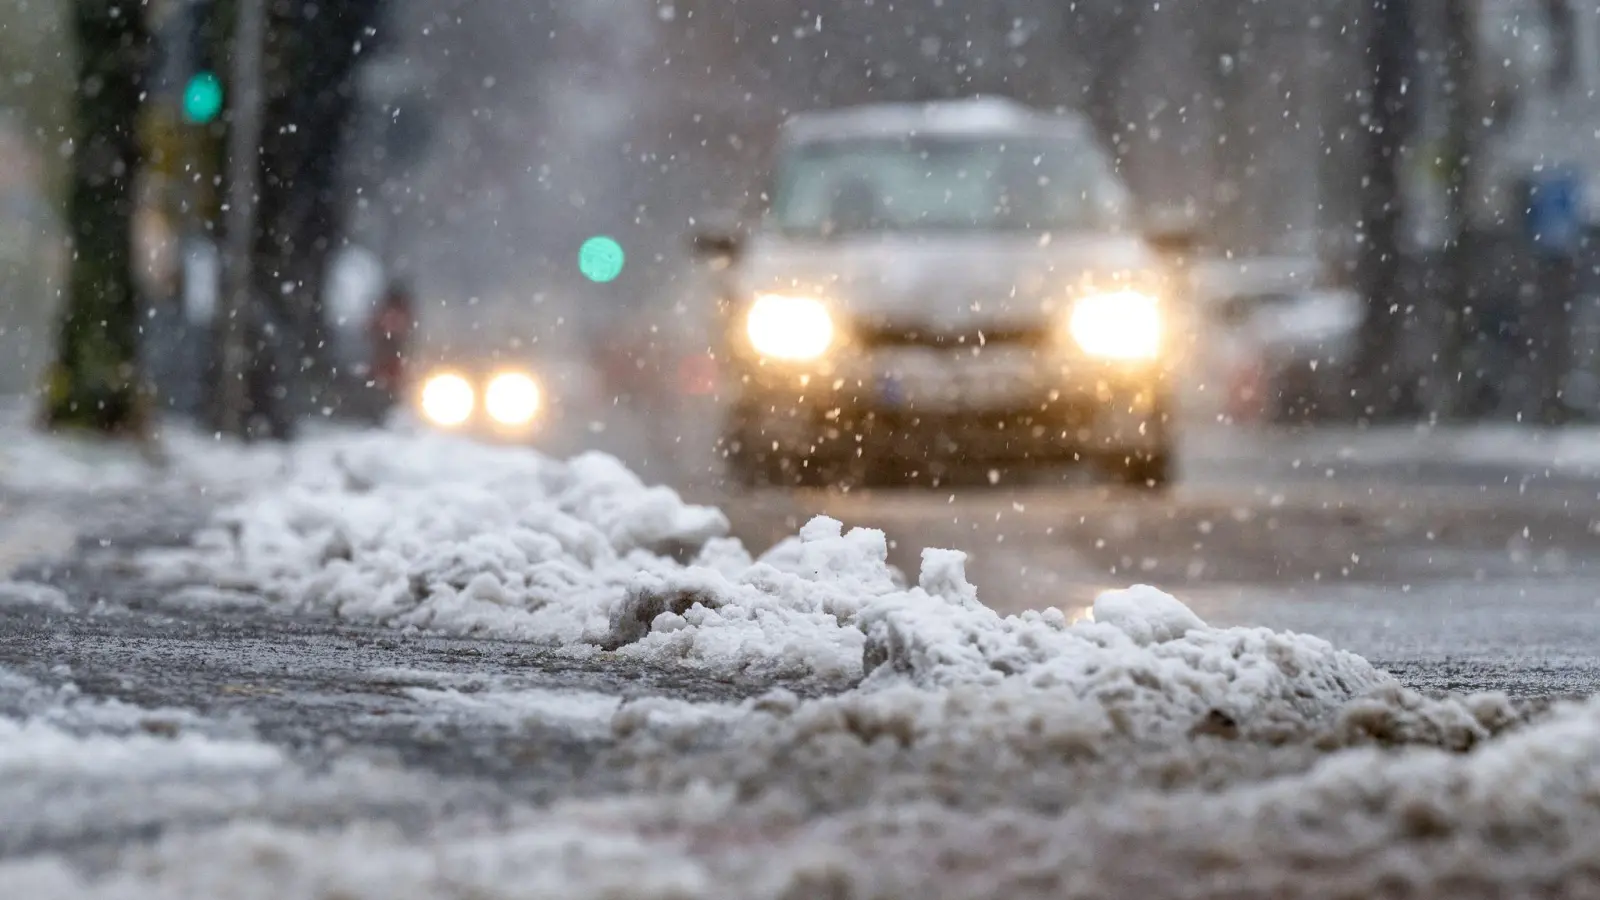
(139, 432, 1398, 743)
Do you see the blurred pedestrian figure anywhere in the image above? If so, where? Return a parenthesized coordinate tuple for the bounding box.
(370, 280, 416, 409)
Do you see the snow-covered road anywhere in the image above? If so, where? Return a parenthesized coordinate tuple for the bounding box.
(4, 419, 1600, 897)
(710, 425, 1600, 697)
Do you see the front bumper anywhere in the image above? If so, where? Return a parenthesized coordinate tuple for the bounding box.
(729, 348, 1173, 462)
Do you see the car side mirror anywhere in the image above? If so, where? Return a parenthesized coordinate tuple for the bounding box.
(689, 214, 744, 265)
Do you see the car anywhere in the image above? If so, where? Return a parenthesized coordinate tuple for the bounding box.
(1250, 287, 1361, 424)
(689, 97, 1193, 489)
(402, 325, 644, 454)
(411, 359, 549, 439)
(1201, 268, 1360, 425)
(404, 325, 570, 443)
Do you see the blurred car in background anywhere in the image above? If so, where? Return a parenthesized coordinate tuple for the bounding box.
(691, 97, 1193, 490)
(1211, 284, 1361, 425)
(411, 360, 549, 439)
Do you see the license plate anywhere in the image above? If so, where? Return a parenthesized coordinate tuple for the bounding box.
(877, 352, 1033, 410)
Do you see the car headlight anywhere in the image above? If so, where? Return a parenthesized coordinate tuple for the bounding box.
(420, 372, 475, 427)
(1068, 291, 1162, 360)
(485, 371, 542, 427)
(745, 294, 835, 361)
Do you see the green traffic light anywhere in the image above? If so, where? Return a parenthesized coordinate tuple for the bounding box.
(182, 72, 224, 124)
(578, 235, 625, 283)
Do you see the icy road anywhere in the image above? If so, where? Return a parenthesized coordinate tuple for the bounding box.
(3, 420, 1600, 898)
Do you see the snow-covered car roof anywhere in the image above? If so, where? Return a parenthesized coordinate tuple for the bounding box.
(779, 97, 1096, 146)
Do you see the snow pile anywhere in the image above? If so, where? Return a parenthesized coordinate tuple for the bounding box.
(0, 665, 485, 860)
(850, 549, 1389, 742)
(734, 694, 1600, 899)
(608, 559, 1514, 813)
(0, 404, 277, 496)
(0, 666, 287, 855)
(0, 713, 282, 781)
(0, 667, 280, 780)
(6, 694, 1600, 899)
(407, 686, 628, 740)
(4, 808, 716, 900)
(616, 677, 1521, 818)
(131, 431, 1428, 741)
(138, 434, 882, 680)
(0, 422, 162, 494)
(0, 581, 72, 612)
(11, 425, 1588, 896)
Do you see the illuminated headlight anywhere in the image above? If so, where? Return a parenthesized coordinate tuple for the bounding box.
(746, 294, 835, 361)
(485, 371, 542, 427)
(1068, 291, 1162, 360)
(420, 373, 475, 427)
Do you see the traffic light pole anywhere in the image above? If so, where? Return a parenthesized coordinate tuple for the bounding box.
(214, 0, 264, 437)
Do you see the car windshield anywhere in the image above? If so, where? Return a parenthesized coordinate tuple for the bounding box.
(770, 135, 1131, 237)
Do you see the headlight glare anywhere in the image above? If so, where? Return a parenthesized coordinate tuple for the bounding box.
(746, 294, 835, 361)
(485, 372, 542, 427)
(1069, 291, 1162, 360)
(420, 373, 475, 427)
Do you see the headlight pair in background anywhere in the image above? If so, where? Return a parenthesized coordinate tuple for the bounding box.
(742, 289, 1163, 363)
(419, 371, 543, 429)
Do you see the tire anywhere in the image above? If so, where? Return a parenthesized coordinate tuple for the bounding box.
(1103, 449, 1174, 491)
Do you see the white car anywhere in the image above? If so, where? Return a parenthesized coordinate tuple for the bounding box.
(691, 97, 1193, 489)
(1211, 285, 1361, 424)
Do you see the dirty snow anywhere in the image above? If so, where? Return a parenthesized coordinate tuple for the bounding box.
(0, 666, 276, 777)
(6, 693, 1600, 899)
(0, 404, 275, 496)
(0, 664, 495, 861)
(0, 581, 72, 612)
(124, 429, 1411, 744)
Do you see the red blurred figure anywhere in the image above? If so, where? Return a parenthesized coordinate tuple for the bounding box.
(370, 281, 415, 404)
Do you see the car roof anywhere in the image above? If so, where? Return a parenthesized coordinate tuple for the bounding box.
(779, 97, 1097, 146)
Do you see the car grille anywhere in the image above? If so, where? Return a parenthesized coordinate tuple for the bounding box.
(851, 320, 1053, 350)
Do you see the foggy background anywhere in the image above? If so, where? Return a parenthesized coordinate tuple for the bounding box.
(6, 0, 1599, 399)
(341, 0, 1375, 349)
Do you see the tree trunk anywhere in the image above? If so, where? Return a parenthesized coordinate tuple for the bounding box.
(253, 0, 384, 417)
(43, 0, 150, 435)
(1436, 0, 1480, 419)
(1351, 0, 1415, 420)
(212, 0, 266, 438)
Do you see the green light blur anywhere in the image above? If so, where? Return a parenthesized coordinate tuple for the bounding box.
(182, 72, 224, 125)
(578, 235, 625, 283)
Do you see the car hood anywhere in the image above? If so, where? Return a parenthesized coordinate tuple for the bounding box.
(737, 231, 1161, 330)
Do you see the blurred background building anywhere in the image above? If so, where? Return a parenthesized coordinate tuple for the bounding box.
(9, 0, 1600, 424)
